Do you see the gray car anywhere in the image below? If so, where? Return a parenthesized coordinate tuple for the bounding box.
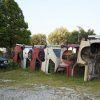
(0, 57, 8, 67)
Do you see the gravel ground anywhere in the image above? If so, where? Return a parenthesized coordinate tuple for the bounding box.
(0, 84, 99, 100)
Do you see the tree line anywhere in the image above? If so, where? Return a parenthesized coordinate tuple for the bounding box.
(0, 0, 95, 48)
(31, 27, 95, 45)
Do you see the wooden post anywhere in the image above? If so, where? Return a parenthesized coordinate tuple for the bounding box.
(84, 65, 89, 81)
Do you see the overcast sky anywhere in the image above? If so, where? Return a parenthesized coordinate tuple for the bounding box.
(15, 0, 100, 35)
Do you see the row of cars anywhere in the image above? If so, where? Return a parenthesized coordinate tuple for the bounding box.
(12, 44, 79, 76)
(12, 35, 100, 81)
(1, 35, 100, 81)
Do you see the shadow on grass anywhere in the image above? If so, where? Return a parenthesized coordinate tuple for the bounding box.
(0, 62, 20, 72)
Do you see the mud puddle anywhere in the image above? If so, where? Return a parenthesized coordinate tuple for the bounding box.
(0, 84, 99, 100)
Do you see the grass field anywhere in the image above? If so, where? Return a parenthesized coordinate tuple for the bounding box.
(0, 67, 100, 96)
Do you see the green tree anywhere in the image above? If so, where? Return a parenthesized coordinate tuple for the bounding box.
(78, 27, 95, 42)
(48, 27, 70, 45)
(0, 0, 7, 47)
(0, 0, 31, 48)
(31, 33, 47, 45)
(67, 27, 95, 44)
(67, 30, 78, 44)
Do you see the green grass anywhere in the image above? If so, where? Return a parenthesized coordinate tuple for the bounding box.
(0, 68, 100, 96)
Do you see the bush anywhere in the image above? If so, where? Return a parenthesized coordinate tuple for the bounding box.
(8, 62, 20, 69)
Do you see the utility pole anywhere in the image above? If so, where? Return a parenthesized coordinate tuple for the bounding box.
(78, 33, 80, 43)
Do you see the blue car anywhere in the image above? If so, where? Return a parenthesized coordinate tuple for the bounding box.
(0, 57, 8, 67)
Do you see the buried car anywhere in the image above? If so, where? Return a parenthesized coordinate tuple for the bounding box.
(21, 45, 32, 69)
(12, 44, 23, 64)
(41, 45, 61, 74)
(73, 35, 100, 81)
(0, 56, 8, 68)
(57, 44, 79, 77)
(28, 45, 45, 71)
(12, 44, 33, 69)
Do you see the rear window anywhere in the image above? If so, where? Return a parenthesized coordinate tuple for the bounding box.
(53, 49, 61, 57)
